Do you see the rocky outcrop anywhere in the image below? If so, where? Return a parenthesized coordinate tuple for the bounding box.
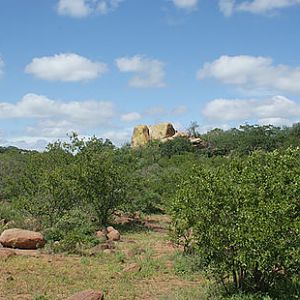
(67, 290, 104, 300)
(0, 228, 46, 249)
(149, 123, 176, 141)
(131, 122, 207, 149)
(131, 125, 150, 148)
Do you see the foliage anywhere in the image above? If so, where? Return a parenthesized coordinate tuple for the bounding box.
(159, 137, 194, 158)
(171, 148, 300, 297)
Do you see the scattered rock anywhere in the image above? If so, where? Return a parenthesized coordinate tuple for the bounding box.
(131, 125, 150, 148)
(0, 248, 16, 260)
(123, 263, 141, 273)
(67, 290, 104, 300)
(0, 228, 46, 249)
(107, 229, 120, 241)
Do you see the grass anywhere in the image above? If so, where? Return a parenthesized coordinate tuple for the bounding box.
(0, 214, 282, 300)
(0, 214, 206, 300)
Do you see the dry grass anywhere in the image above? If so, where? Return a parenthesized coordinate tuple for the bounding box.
(0, 215, 207, 300)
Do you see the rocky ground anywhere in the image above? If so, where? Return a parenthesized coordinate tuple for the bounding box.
(0, 215, 207, 300)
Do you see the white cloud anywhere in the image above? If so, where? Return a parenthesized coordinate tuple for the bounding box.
(197, 55, 300, 94)
(57, 0, 91, 17)
(57, 0, 122, 18)
(121, 112, 142, 122)
(238, 0, 300, 14)
(203, 96, 300, 124)
(219, 0, 235, 16)
(0, 93, 119, 148)
(116, 55, 166, 88)
(0, 57, 4, 78)
(25, 53, 107, 82)
(219, 0, 300, 16)
(0, 93, 116, 126)
(172, 0, 198, 10)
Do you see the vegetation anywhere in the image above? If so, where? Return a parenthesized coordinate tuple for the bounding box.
(1, 123, 300, 299)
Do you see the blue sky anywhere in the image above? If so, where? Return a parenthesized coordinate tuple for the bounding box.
(0, 0, 300, 149)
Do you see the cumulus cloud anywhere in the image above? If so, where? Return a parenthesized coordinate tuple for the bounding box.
(57, 0, 122, 18)
(25, 53, 107, 82)
(172, 0, 198, 10)
(0, 57, 4, 78)
(197, 55, 300, 94)
(116, 55, 166, 88)
(121, 112, 142, 122)
(203, 96, 300, 125)
(219, 0, 300, 16)
(0, 93, 121, 148)
(0, 93, 116, 126)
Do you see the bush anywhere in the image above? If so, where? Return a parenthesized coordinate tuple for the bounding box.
(160, 137, 194, 158)
(44, 209, 98, 253)
(171, 148, 300, 297)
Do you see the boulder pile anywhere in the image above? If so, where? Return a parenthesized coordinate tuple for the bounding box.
(131, 122, 207, 148)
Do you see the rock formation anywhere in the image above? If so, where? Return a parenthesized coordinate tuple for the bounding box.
(131, 125, 150, 148)
(149, 123, 176, 141)
(131, 122, 207, 149)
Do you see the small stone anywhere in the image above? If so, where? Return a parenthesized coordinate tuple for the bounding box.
(107, 230, 120, 241)
(96, 230, 107, 240)
(106, 226, 115, 233)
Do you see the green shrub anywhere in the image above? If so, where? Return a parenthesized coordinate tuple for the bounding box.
(171, 148, 300, 297)
(44, 209, 99, 253)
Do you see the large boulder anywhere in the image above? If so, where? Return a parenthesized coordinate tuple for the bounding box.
(131, 125, 150, 148)
(0, 228, 46, 249)
(149, 122, 176, 141)
(67, 290, 104, 300)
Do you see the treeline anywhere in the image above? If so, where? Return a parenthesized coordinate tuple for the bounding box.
(0, 123, 300, 298)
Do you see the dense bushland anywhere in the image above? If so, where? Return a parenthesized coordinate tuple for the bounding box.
(1, 123, 300, 298)
(171, 148, 300, 298)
